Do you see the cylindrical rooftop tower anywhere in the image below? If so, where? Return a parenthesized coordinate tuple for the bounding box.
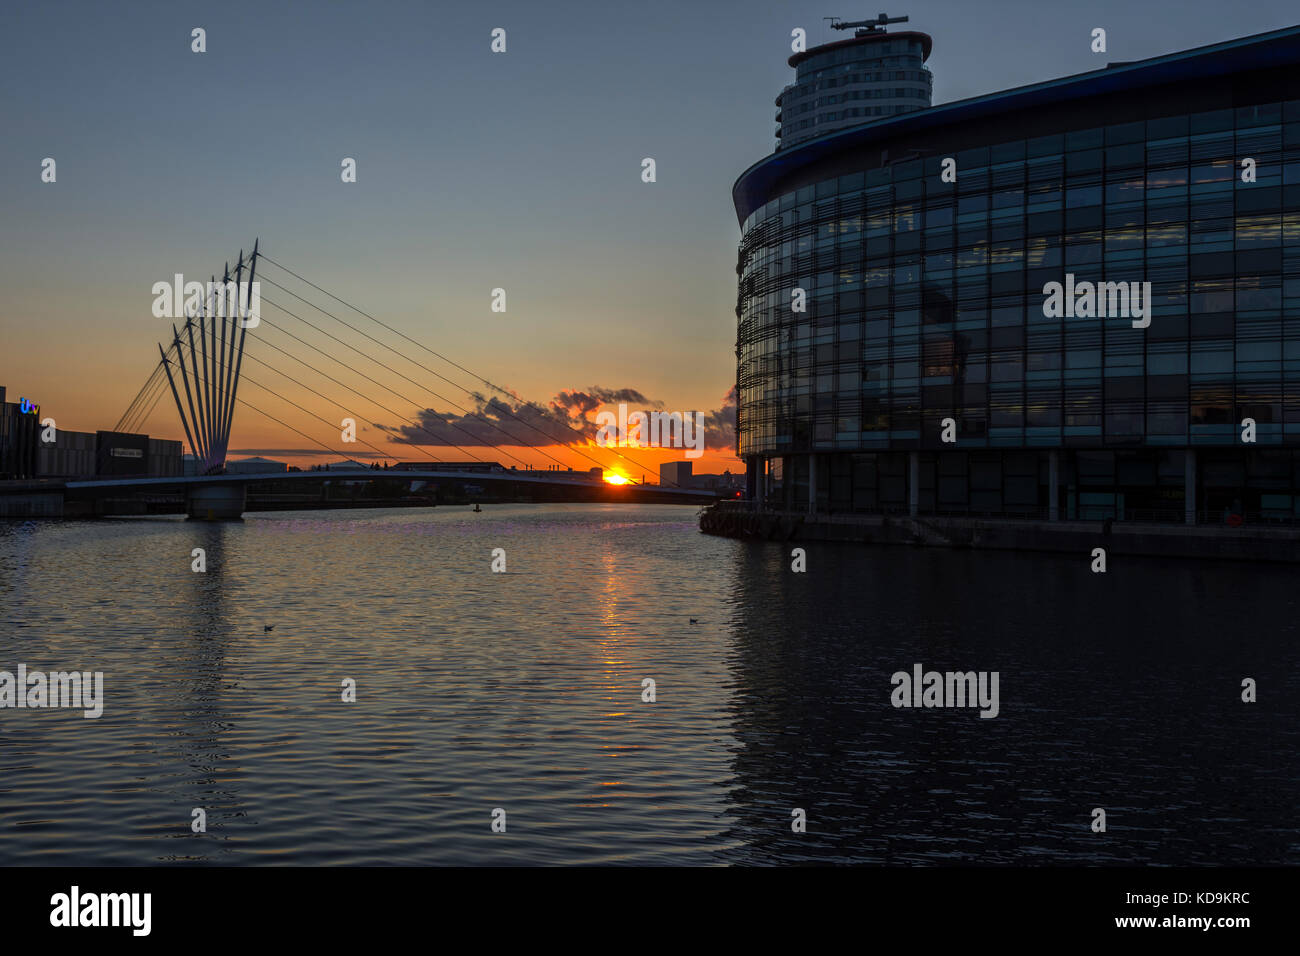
(777, 15, 933, 150)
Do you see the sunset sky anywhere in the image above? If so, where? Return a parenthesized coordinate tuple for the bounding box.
(4, 0, 1298, 478)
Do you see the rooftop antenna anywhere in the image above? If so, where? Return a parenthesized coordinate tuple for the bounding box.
(828, 12, 909, 38)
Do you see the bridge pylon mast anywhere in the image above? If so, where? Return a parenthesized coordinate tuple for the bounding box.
(158, 240, 259, 475)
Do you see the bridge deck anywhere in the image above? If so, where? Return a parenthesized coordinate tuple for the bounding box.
(43, 470, 710, 498)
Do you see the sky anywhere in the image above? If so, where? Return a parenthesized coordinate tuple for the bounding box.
(3, 0, 1299, 478)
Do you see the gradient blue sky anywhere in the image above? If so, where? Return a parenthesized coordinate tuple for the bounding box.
(3, 0, 1298, 467)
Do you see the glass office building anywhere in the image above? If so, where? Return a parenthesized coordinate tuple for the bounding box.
(733, 25, 1300, 523)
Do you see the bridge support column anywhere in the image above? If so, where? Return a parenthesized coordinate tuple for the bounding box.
(187, 483, 246, 520)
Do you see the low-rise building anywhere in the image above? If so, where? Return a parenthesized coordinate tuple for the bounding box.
(227, 456, 287, 475)
(95, 431, 150, 477)
(0, 385, 41, 479)
(690, 471, 744, 492)
(36, 429, 96, 478)
(147, 438, 182, 477)
(393, 460, 505, 473)
(2, 385, 181, 480)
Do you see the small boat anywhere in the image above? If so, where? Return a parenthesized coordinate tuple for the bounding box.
(472, 503, 482, 513)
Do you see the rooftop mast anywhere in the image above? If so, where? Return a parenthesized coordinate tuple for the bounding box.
(826, 12, 909, 38)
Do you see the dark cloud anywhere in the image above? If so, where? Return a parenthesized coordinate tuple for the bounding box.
(375, 393, 579, 448)
(373, 384, 737, 453)
(549, 387, 662, 420)
(701, 385, 737, 451)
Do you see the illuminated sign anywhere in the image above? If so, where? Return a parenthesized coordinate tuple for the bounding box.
(17, 398, 39, 415)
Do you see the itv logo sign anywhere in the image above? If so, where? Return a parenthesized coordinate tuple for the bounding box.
(17, 397, 39, 415)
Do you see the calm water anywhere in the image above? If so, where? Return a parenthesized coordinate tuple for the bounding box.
(0, 503, 1297, 865)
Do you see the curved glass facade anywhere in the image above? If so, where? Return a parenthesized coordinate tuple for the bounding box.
(735, 28, 1300, 521)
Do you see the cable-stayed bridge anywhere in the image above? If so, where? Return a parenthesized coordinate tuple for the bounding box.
(5, 241, 723, 518)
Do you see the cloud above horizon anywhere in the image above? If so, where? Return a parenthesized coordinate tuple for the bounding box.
(372, 385, 737, 453)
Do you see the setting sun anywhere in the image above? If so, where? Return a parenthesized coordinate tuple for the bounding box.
(603, 473, 631, 485)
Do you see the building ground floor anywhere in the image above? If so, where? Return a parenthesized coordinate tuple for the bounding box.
(745, 448, 1300, 525)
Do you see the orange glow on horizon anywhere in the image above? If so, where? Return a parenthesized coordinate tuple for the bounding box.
(603, 473, 631, 485)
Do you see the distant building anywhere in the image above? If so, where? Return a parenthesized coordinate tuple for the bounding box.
(147, 438, 182, 477)
(1, 385, 180, 480)
(323, 459, 370, 471)
(516, 466, 603, 481)
(690, 470, 744, 492)
(95, 431, 149, 477)
(0, 385, 41, 479)
(36, 429, 96, 478)
(660, 461, 692, 488)
(393, 460, 505, 473)
(227, 456, 287, 475)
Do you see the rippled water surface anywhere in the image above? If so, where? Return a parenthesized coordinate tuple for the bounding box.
(1, 504, 1297, 865)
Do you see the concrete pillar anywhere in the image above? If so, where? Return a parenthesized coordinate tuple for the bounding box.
(1048, 450, 1059, 521)
(187, 482, 246, 520)
(755, 458, 765, 510)
(908, 451, 919, 517)
(1185, 449, 1196, 526)
(808, 454, 817, 514)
